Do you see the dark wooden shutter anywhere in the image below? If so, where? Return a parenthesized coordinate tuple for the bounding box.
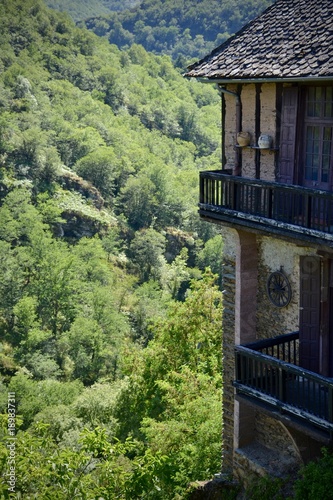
(278, 87, 298, 184)
(299, 256, 321, 373)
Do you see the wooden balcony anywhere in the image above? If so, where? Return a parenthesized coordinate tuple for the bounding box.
(235, 333, 333, 432)
(199, 171, 333, 245)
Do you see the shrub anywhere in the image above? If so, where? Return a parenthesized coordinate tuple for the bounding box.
(294, 447, 333, 500)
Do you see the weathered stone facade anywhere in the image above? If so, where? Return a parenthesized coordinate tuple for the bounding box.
(240, 84, 256, 179)
(259, 84, 277, 182)
(223, 86, 237, 172)
(218, 223, 330, 483)
(256, 236, 317, 340)
(224, 83, 277, 179)
(220, 227, 326, 481)
(221, 252, 236, 474)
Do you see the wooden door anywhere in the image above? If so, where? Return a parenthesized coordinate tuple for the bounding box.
(278, 87, 298, 185)
(329, 264, 333, 376)
(299, 256, 321, 373)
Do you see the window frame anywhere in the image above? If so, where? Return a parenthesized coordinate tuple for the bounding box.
(299, 85, 333, 191)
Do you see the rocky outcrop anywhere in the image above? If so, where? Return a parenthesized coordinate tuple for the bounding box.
(164, 227, 199, 266)
(55, 211, 111, 239)
(57, 167, 105, 209)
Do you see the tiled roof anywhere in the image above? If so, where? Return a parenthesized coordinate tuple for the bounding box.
(185, 0, 333, 80)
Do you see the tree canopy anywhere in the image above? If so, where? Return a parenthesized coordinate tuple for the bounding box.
(0, 0, 224, 496)
(82, 0, 274, 64)
(45, 0, 140, 22)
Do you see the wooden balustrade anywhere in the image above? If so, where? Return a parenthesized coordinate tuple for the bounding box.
(235, 332, 333, 432)
(199, 172, 333, 239)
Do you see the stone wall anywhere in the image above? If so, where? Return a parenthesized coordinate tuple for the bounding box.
(221, 254, 236, 474)
(260, 83, 277, 181)
(255, 412, 301, 463)
(224, 84, 238, 171)
(257, 235, 318, 340)
(219, 227, 237, 473)
(224, 83, 277, 180)
(219, 227, 321, 482)
(231, 235, 323, 486)
(240, 84, 256, 178)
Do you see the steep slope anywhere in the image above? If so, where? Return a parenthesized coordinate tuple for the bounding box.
(45, 0, 140, 22)
(0, 4, 223, 497)
(82, 0, 274, 63)
(0, 0, 221, 237)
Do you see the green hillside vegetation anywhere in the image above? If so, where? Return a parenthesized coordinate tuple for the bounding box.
(0, 0, 223, 496)
(45, 0, 140, 22)
(82, 0, 274, 64)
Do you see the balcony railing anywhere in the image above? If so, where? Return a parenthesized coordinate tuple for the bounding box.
(235, 332, 333, 432)
(199, 171, 333, 243)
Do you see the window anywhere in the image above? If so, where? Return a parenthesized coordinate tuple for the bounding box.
(303, 86, 333, 189)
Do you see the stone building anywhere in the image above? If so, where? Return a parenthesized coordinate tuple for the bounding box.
(185, 0, 333, 484)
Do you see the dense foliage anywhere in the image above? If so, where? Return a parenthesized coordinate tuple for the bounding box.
(82, 0, 274, 64)
(293, 448, 333, 500)
(0, 0, 223, 496)
(45, 0, 140, 22)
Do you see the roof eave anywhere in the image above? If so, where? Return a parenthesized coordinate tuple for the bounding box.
(185, 76, 333, 84)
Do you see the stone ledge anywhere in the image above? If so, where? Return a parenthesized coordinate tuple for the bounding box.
(234, 441, 299, 480)
(188, 475, 239, 499)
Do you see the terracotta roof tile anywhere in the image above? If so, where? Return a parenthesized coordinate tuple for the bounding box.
(185, 0, 333, 80)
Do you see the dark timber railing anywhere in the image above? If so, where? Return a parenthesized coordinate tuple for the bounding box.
(199, 172, 333, 238)
(235, 332, 333, 432)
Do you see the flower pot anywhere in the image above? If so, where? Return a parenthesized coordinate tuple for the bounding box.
(237, 131, 251, 147)
(258, 134, 272, 149)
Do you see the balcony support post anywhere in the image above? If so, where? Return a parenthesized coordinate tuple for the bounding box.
(329, 386, 333, 424)
(305, 194, 312, 228)
(278, 366, 287, 403)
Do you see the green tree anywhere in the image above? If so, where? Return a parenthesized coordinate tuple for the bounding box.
(83, 0, 273, 62)
(131, 280, 170, 344)
(160, 247, 191, 299)
(128, 228, 166, 282)
(115, 272, 222, 497)
(72, 382, 122, 427)
(0, 188, 46, 246)
(28, 239, 80, 336)
(34, 404, 83, 444)
(118, 175, 158, 230)
(75, 146, 121, 199)
(293, 448, 333, 500)
(56, 125, 104, 167)
(3, 373, 83, 427)
(58, 317, 107, 384)
(0, 112, 17, 155)
(12, 296, 39, 339)
(141, 367, 222, 493)
(0, 242, 27, 337)
(0, 2, 226, 495)
(197, 234, 224, 287)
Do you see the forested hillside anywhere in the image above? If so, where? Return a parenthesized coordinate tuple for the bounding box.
(45, 0, 140, 22)
(0, 0, 223, 497)
(82, 0, 274, 63)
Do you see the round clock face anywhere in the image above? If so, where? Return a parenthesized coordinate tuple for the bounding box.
(266, 271, 292, 308)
